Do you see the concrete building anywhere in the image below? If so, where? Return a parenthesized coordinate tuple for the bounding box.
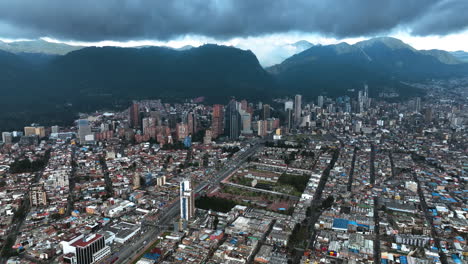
(77, 119, 92, 144)
(129, 102, 140, 129)
(24, 126, 36, 136)
(30, 184, 47, 206)
(203, 129, 212, 144)
(263, 104, 271, 120)
(225, 100, 241, 140)
(294, 94, 302, 126)
(61, 233, 110, 264)
(211, 104, 224, 138)
(180, 180, 195, 221)
(1, 132, 12, 144)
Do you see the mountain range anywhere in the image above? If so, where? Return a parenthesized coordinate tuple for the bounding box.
(267, 37, 468, 98)
(0, 37, 467, 130)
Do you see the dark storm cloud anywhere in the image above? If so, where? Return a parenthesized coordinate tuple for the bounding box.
(410, 0, 468, 35)
(0, 0, 465, 41)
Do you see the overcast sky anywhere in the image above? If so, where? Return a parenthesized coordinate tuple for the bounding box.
(0, 0, 467, 65)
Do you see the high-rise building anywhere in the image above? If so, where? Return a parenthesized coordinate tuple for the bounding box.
(180, 180, 195, 221)
(21, 126, 46, 138)
(61, 233, 110, 264)
(263, 104, 271, 120)
(424, 108, 433, 123)
(142, 117, 157, 135)
(1, 132, 12, 144)
(30, 184, 47, 207)
(24, 126, 36, 136)
(294, 94, 302, 126)
(257, 102, 263, 110)
(286, 109, 293, 130)
(187, 111, 197, 135)
(51, 125, 60, 134)
(415, 97, 421, 113)
(225, 100, 241, 140)
(129, 102, 140, 129)
(240, 111, 252, 134)
(35, 127, 46, 138)
(284, 101, 293, 111)
(203, 129, 212, 144)
(257, 120, 268, 137)
(77, 119, 92, 144)
(176, 123, 188, 140)
(211, 104, 224, 138)
(317, 96, 324, 108)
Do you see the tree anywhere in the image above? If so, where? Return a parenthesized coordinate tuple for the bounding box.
(213, 215, 219, 230)
(321, 196, 335, 209)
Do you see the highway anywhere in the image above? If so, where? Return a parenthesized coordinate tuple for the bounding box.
(108, 141, 263, 264)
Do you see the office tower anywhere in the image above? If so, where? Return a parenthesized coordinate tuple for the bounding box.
(24, 126, 36, 136)
(257, 120, 268, 137)
(187, 111, 197, 135)
(257, 102, 263, 110)
(284, 101, 293, 111)
(77, 119, 92, 143)
(176, 123, 188, 140)
(51, 125, 60, 134)
(225, 100, 241, 140)
(212, 104, 224, 138)
(180, 180, 195, 221)
(142, 117, 157, 135)
(168, 112, 178, 129)
(240, 111, 252, 134)
(30, 184, 47, 206)
(1, 132, 12, 144)
(203, 129, 212, 144)
(35, 127, 46, 138)
(263, 104, 271, 120)
(294, 94, 302, 126)
(317, 96, 324, 108)
(286, 109, 293, 130)
(129, 102, 140, 128)
(415, 97, 421, 113)
(61, 233, 110, 264)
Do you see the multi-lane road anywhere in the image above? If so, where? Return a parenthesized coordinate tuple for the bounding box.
(109, 141, 263, 264)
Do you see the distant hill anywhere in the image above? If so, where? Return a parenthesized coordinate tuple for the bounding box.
(0, 39, 82, 55)
(268, 37, 468, 97)
(47, 45, 274, 102)
(420, 49, 461, 64)
(451, 51, 468, 62)
(0, 45, 275, 130)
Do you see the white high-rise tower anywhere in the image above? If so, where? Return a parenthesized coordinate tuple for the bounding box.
(180, 180, 195, 221)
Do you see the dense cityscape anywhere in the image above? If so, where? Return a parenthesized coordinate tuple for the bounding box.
(0, 77, 466, 264)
